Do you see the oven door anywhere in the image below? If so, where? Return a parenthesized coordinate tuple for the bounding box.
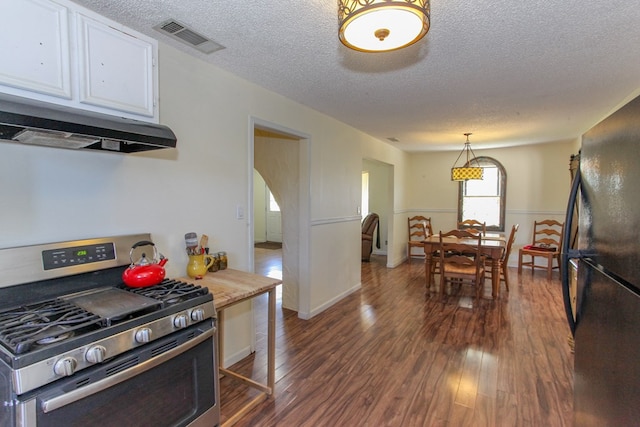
(16, 322, 219, 427)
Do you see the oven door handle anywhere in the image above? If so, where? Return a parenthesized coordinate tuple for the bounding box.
(41, 328, 214, 413)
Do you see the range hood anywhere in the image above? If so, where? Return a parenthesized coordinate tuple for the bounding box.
(0, 94, 176, 153)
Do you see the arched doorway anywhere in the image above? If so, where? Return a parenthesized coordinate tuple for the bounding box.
(250, 119, 310, 314)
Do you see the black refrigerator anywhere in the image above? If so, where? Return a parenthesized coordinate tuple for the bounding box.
(562, 94, 640, 426)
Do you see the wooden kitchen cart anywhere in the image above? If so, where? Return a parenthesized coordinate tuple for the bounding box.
(182, 269, 281, 426)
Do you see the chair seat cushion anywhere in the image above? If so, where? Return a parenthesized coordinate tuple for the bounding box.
(444, 264, 483, 275)
(523, 244, 557, 252)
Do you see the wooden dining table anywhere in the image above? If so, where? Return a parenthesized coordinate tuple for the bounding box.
(424, 233, 506, 298)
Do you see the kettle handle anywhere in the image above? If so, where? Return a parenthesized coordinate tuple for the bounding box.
(131, 240, 155, 250)
(128, 241, 159, 265)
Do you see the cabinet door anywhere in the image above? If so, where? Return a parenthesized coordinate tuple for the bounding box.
(77, 14, 155, 117)
(0, 0, 71, 98)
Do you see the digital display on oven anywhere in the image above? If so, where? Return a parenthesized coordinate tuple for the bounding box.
(42, 242, 116, 270)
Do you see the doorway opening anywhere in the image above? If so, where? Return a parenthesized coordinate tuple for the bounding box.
(251, 119, 311, 316)
(253, 171, 283, 280)
(362, 158, 394, 265)
(254, 171, 282, 246)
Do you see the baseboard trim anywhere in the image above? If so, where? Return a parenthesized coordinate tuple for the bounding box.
(301, 282, 362, 320)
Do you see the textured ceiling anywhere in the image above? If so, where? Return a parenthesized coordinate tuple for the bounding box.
(71, 0, 640, 152)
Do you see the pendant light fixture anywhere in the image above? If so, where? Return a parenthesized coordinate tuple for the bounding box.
(451, 133, 484, 181)
(338, 0, 431, 53)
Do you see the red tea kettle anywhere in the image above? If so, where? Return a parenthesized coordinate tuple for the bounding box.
(122, 241, 168, 288)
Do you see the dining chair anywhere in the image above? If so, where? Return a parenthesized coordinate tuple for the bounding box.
(518, 219, 564, 280)
(442, 229, 477, 239)
(438, 230, 485, 298)
(407, 216, 433, 264)
(486, 224, 519, 291)
(458, 219, 487, 235)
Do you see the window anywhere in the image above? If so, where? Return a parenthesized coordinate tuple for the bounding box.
(269, 190, 280, 212)
(458, 156, 506, 231)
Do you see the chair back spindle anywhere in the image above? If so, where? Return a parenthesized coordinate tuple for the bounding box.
(458, 219, 487, 236)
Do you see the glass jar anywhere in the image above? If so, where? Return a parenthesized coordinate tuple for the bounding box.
(217, 251, 228, 270)
(208, 254, 219, 272)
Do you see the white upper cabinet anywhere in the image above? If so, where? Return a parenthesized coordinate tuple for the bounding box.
(0, 0, 159, 122)
(77, 14, 155, 117)
(0, 0, 72, 99)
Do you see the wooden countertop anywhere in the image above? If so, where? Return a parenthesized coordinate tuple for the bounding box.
(180, 268, 282, 310)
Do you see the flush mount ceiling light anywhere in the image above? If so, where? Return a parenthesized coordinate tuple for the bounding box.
(338, 0, 431, 53)
(451, 133, 484, 181)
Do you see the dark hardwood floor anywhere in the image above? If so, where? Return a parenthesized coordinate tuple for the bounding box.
(219, 250, 573, 426)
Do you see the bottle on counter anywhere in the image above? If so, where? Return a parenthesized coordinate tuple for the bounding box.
(217, 251, 228, 270)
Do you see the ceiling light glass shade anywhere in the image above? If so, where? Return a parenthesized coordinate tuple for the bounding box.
(451, 133, 484, 181)
(451, 167, 484, 181)
(338, 0, 431, 52)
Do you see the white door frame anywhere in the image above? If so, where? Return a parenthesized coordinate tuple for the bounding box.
(248, 116, 311, 316)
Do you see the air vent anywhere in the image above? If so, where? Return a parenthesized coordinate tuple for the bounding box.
(75, 378, 91, 388)
(105, 356, 139, 377)
(154, 19, 225, 54)
(151, 340, 178, 357)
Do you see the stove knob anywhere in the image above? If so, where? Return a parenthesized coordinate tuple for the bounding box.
(191, 308, 206, 322)
(85, 345, 107, 364)
(135, 328, 152, 343)
(174, 314, 188, 329)
(54, 357, 77, 377)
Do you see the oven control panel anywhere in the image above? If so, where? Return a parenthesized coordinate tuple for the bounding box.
(42, 242, 116, 270)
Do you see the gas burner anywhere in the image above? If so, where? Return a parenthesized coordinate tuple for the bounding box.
(34, 326, 74, 346)
(164, 295, 182, 305)
(0, 300, 102, 355)
(1, 300, 79, 328)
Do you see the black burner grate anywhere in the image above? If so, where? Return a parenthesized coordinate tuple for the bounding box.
(0, 300, 102, 355)
(125, 279, 209, 305)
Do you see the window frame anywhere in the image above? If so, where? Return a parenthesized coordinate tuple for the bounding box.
(457, 156, 507, 232)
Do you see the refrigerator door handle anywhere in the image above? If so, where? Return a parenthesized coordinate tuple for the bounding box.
(562, 167, 581, 336)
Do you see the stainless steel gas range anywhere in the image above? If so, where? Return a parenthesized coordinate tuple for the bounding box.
(0, 234, 220, 427)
